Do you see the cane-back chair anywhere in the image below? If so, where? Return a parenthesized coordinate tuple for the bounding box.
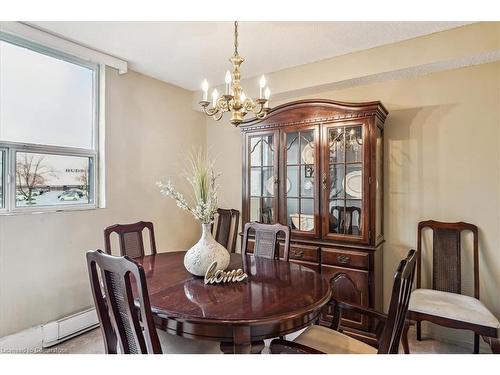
(104, 221, 157, 258)
(242, 222, 291, 261)
(212, 208, 240, 253)
(86, 249, 161, 354)
(270, 249, 417, 354)
(402, 220, 499, 354)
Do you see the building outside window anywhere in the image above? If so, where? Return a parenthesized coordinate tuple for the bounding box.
(0, 33, 101, 213)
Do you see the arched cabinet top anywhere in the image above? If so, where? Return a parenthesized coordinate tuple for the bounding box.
(240, 99, 388, 132)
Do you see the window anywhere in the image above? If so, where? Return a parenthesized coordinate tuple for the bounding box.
(14, 152, 93, 207)
(0, 33, 100, 213)
(0, 149, 4, 209)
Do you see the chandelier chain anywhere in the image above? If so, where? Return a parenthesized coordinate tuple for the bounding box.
(234, 21, 238, 55)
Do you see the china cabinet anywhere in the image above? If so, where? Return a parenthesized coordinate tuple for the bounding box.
(240, 99, 387, 343)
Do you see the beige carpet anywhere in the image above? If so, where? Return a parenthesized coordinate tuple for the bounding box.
(40, 326, 486, 354)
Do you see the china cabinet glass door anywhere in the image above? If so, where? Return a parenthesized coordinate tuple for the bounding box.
(281, 126, 320, 237)
(247, 131, 278, 224)
(322, 122, 368, 242)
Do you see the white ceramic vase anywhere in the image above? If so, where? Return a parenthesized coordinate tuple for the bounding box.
(184, 223, 230, 277)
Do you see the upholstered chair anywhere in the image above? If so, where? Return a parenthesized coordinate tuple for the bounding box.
(402, 221, 499, 354)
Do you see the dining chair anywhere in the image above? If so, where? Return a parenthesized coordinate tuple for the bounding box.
(242, 222, 291, 261)
(86, 249, 162, 354)
(329, 205, 361, 235)
(104, 221, 157, 257)
(402, 220, 499, 354)
(212, 208, 240, 253)
(270, 249, 417, 354)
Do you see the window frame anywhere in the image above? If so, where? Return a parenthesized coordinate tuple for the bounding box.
(0, 148, 6, 210)
(0, 32, 102, 215)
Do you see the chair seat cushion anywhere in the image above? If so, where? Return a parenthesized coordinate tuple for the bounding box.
(409, 289, 500, 329)
(294, 325, 377, 354)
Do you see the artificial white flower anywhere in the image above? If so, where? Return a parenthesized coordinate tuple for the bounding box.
(157, 150, 219, 224)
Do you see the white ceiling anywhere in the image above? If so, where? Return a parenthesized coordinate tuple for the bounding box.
(30, 21, 472, 91)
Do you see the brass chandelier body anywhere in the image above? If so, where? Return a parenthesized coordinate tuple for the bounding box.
(199, 22, 271, 126)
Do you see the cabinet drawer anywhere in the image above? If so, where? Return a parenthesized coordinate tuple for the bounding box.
(321, 248, 369, 270)
(246, 240, 320, 263)
(282, 244, 319, 262)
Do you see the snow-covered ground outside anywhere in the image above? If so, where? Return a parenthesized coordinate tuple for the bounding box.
(16, 190, 89, 207)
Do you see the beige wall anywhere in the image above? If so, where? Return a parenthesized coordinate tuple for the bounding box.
(207, 62, 500, 346)
(0, 68, 205, 337)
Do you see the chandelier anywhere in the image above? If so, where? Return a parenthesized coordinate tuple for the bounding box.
(199, 21, 271, 126)
(330, 127, 363, 155)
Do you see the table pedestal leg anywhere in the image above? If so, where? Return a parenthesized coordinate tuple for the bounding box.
(219, 326, 265, 354)
(220, 340, 264, 354)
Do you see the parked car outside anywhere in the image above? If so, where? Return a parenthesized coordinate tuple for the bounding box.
(58, 191, 80, 201)
(68, 188, 85, 198)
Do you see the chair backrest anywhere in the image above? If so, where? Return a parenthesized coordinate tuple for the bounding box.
(212, 208, 240, 253)
(330, 205, 361, 234)
(417, 220, 479, 298)
(378, 249, 417, 354)
(242, 222, 291, 261)
(104, 221, 157, 258)
(86, 249, 162, 354)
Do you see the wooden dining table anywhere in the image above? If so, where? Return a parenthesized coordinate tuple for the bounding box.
(134, 251, 331, 354)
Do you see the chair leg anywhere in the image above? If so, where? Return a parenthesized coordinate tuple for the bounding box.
(402, 322, 410, 354)
(474, 333, 479, 354)
(416, 321, 422, 341)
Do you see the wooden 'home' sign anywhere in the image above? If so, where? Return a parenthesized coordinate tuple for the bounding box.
(204, 261, 248, 285)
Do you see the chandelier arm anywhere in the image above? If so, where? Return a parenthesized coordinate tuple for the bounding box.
(222, 96, 233, 111)
(242, 98, 255, 112)
(215, 97, 229, 112)
(251, 102, 266, 116)
(203, 106, 220, 116)
(256, 110, 268, 120)
(213, 111, 224, 121)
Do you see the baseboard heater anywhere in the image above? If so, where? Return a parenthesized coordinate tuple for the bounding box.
(42, 308, 99, 348)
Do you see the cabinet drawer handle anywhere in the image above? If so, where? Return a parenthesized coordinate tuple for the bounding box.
(337, 255, 351, 264)
(293, 250, 304, 258)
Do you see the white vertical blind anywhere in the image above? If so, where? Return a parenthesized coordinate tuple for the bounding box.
(0, 40, 94, 149)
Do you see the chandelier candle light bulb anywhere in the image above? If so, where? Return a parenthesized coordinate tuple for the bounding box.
(264, 87, 271, 107)
(202, 80, 209, 101)
(212, 88, 219, 107)
(259, 75, 266, 98)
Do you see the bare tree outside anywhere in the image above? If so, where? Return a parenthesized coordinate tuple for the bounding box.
(16, 153, 54, 204)
(77, 168, 89, 197)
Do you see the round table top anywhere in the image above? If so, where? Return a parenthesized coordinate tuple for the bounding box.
(136, 251, 330, 325)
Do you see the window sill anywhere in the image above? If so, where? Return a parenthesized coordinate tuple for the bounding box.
(0, 204, 105, 216)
